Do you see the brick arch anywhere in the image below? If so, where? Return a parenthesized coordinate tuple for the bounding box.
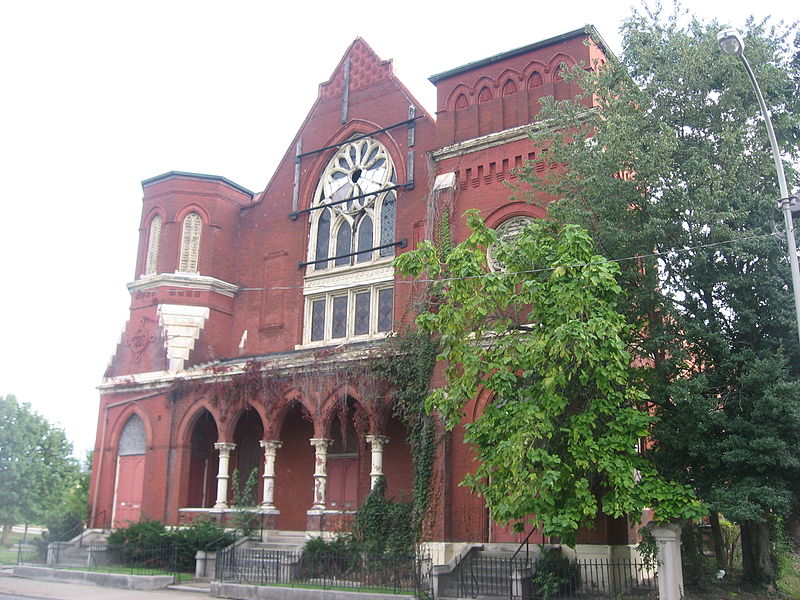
(468, 385, 495, 423)
(270, 389, 317, 439)
(527, 71, 544, 89)
(217, 401, 269, 444)
(141, 206, 166, 230)
(484, 202, 546, 230)
(174, 203, 211, 226)
(477, 85, 493, 104)
(501, 78, 519, 98)
(300, 119, 407, 209)
(320, 384, 375, 435)
(445, 84, 472, 112)
(108, 404, 154, 453)
(175, 400, 224, 446)
(547, 53, 577, 82)
(521, 61, 548, 84)
(496, 68, 522, 86)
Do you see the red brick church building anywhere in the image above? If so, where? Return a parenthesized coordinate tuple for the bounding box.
(89, 26, 638, 562)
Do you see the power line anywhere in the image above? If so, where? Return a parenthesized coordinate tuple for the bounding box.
(136, 231, 778, 294)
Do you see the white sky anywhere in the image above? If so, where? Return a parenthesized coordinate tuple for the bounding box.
(0, 0, 796, 460)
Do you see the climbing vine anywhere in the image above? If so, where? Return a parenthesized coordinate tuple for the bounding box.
(368, 328, 438, 542)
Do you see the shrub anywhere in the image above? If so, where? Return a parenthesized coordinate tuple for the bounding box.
(531, 550, 580, 600)
(106, 517, 232, 573)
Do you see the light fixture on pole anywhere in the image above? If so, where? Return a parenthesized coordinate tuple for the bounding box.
(718, 27, 800, 345)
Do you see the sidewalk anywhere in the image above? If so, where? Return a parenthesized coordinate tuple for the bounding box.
(0, 571, 210, 600)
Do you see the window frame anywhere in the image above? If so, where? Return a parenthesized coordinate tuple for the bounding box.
(178, 212, 203, 273)
(302, 283, 394, 346)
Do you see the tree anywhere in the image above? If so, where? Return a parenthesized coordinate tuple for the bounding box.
(524, 6, 800, 584)
(395, 212, 702, 547)
(0, 394, 80, 545)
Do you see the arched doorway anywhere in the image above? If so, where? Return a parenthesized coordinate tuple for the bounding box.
(231, 409, 264, 505)
(274, 402, 314, 530)
(113, 414, 146, 527)
(187, 410, 218, 508)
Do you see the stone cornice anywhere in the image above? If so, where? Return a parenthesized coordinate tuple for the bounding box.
(128, 273, 240, 297)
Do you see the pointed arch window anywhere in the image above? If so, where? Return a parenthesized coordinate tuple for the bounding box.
(179, 212, 202, 273)
(119, 414, 146, 456)
(356, 215, 373, 263)
(302, 136, 397, 345)
(308, 137, 396, 272)
(144, 215, 162, 276)
(334, 220, 352, 267)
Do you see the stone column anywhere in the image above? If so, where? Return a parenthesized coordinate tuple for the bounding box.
(213, 442, 236, 510)
(366, 435, 389, 489)
(309, 438, 332, 509)
(652, 523, 684, 600)
(259, 440, 282, 511)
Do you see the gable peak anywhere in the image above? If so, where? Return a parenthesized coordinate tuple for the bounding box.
(319, 37, 394, 100)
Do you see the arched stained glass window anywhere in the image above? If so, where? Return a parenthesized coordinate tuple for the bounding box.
(308, 137, 396, 272)
(144, 215, 162, 276)
(379, 192, 395, 257)
(315, 209, 331, 270)
(335, 221, 352, 267)
(356, 215, 373, 263)
(178, 212, 202, 273)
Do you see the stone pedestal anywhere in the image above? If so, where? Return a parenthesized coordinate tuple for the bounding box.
(652, 524, 684, 600)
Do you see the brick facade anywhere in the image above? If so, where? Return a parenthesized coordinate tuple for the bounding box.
(90, 28, 636, 553)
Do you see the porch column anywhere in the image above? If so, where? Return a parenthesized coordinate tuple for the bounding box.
(213, 442, 236, 509)
(366, 435, 389, 489)
(309, 438, 332, 509)
(259, 440, 282, 511)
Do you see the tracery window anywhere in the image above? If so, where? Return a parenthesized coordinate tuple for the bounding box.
(178, 212, 202, 273)
(307, 137, 396, 273)
(302, 137, 397, 346)
(487, 216, 535, 272)
(144, 215, 162, 276)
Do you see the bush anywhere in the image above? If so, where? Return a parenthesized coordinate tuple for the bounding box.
(106, 517, 232, 573)
(301, 535, 361, 578)
(531, 550, 580, 600)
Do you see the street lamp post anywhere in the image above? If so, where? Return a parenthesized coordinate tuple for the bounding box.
(718, 28, 800, 345)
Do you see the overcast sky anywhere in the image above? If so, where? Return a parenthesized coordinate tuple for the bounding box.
(1, 0, 797, 460)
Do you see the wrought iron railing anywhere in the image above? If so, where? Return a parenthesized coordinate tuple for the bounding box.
(456, 552, 657, 600)
(17, 540, 180, 581)
(215, 548, 432, 596)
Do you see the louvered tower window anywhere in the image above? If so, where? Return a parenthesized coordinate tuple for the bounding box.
(144, 215, 162, 275)
(179, 212, 202, 273)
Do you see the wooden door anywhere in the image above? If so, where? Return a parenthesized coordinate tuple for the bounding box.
(114, 455, 145, 527)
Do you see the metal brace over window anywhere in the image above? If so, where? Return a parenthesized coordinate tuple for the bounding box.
(289, 182, 411, 220)
(298, 239, 407, 269)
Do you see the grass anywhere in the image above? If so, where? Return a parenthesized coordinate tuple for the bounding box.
(0, 531, 28, 565)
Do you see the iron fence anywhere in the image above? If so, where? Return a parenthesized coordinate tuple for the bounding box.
(216, 547, 432, 596)
(16, 540, 180, 581)
(457, 553, 657, 600)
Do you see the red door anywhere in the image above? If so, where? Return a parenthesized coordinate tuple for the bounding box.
(114, 455, 145, 527)
(327, 457, 358, 510)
